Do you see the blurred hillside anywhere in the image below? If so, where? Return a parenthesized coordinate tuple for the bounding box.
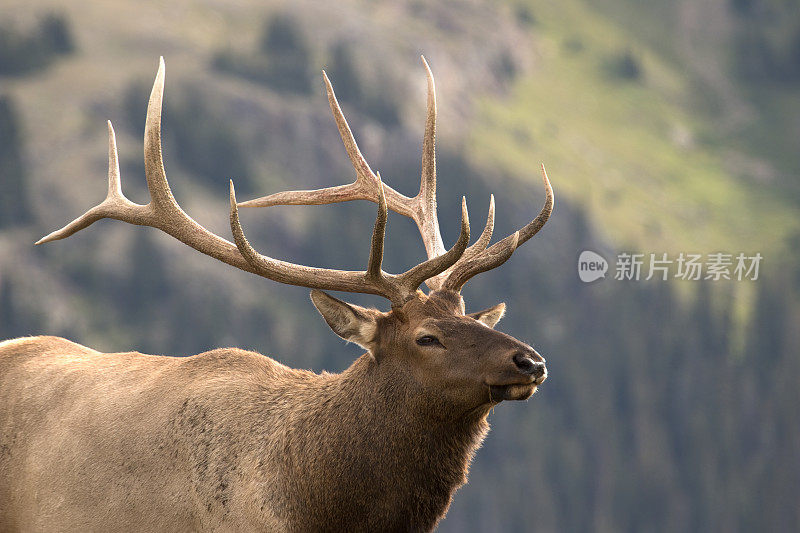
(1, 0, 799, 531)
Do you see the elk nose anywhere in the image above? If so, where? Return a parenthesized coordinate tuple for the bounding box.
(513, 353, 546, 379)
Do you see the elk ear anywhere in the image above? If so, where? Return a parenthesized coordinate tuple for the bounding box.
(468, 303, 506, 329)
(310, 290, 378, 350)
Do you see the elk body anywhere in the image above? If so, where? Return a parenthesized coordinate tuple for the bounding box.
(0, 58, 553, 532)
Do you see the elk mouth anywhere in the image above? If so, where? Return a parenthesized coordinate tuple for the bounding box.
(488, 382, 538, 402)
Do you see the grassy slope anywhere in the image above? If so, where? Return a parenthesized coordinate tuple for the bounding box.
(469, 0, 799, 257)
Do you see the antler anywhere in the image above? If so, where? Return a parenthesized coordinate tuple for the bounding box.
(442, 164, 553, 291)
(239, 56, 553, 293)
(37, 57, 471, 307)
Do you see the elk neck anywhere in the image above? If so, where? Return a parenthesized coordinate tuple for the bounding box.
(273, 351, 492, 531)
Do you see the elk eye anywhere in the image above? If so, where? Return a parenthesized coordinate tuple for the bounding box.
(416, 335, 442, 347)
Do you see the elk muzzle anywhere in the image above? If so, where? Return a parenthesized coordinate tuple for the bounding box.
(512, 352, 547, 384)
(487, 348, 546, 402)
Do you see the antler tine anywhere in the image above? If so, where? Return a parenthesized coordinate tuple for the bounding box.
(366, 173, 388, 281)
(442, 165, 554, 292)
(461, 194, 495, 262)
(106, 121, 124, 200)
(236, 184, 370, 209)
(144, 57, 180, 210)
(322, 71, 375, 187)
(36, 121, 142, 245)
(417, 55, 446, 259)
(516, 164, 554, 244)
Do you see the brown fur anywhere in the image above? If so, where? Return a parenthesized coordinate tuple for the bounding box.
(0, 290, 545, 532)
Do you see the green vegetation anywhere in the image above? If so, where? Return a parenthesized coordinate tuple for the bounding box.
(470, 0, 799, 257)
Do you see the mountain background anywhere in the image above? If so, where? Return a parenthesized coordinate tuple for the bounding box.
(1, 0, 799, 531)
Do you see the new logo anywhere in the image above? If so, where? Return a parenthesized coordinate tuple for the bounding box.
(578, 250, 608, 283)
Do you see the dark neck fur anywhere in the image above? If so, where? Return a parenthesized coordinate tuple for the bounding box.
(280, 353, 491, 532)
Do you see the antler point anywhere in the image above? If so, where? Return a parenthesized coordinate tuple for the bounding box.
(229, 180, 238, 206)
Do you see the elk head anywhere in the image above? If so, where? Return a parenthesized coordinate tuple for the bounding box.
(311, 288, 546, 413)
(37, 56, 553, 413)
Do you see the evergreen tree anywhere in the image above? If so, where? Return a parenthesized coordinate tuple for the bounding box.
(0, 12, 75, 76)
(258, 13, 313, 94)
(39, 13, 75, 55)
(327, 41, 363, 104)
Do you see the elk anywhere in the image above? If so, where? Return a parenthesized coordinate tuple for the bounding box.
(0, 57, 553, 532)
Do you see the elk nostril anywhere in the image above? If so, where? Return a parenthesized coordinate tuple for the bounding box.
(512, 352, 535, 373)
(513, 353, 546, 379)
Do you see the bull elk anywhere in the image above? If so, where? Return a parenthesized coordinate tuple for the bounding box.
(0, 57, 553, 532)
